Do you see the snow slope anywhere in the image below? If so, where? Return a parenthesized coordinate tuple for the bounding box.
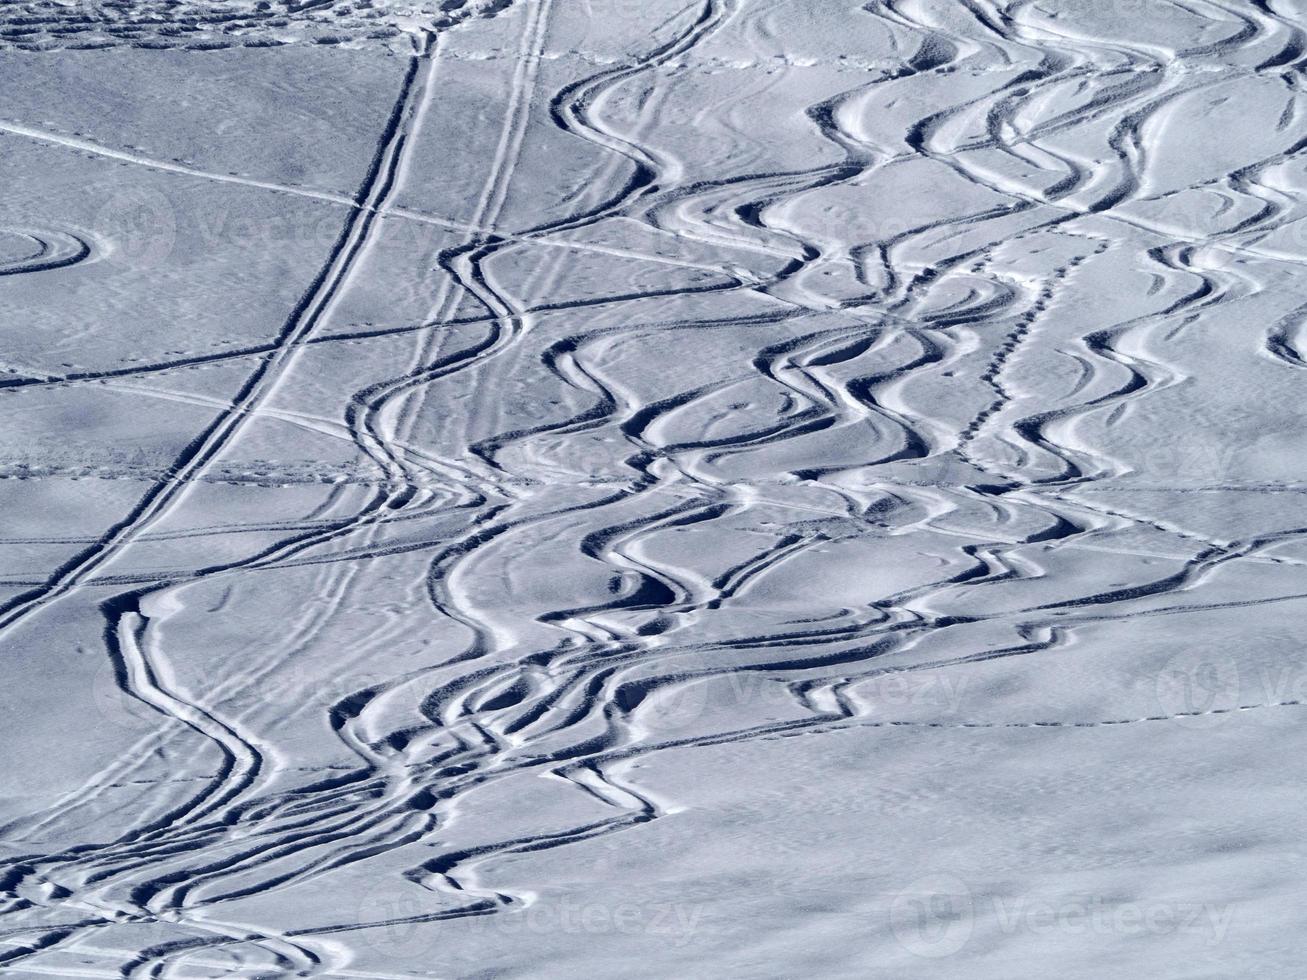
(2, 0, 1307, 976)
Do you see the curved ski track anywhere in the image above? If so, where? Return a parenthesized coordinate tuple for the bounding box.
(3, 0, 1307, 974)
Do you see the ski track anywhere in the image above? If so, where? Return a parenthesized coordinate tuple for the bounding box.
(3, 0, 1307, 975)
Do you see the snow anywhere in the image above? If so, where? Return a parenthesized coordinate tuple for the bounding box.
(2, 0, 1306, 976)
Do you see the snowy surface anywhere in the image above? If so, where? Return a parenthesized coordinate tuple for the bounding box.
(2, 0, 1307, 976)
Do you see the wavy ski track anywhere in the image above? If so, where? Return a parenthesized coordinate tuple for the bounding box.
(0, 29, 450, 979)
(0, 5, 752, 977)
(0, 33, 438, 641)
(7, 0, 1307, 974)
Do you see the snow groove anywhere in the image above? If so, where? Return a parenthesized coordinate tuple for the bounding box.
(3, 0, 1306, 974)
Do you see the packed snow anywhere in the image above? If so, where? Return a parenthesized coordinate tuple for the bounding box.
(2, 0, 1307, 976)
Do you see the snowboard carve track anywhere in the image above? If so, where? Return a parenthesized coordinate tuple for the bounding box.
(0, 35, 438, 639)
(4, 0, 1307, 974)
